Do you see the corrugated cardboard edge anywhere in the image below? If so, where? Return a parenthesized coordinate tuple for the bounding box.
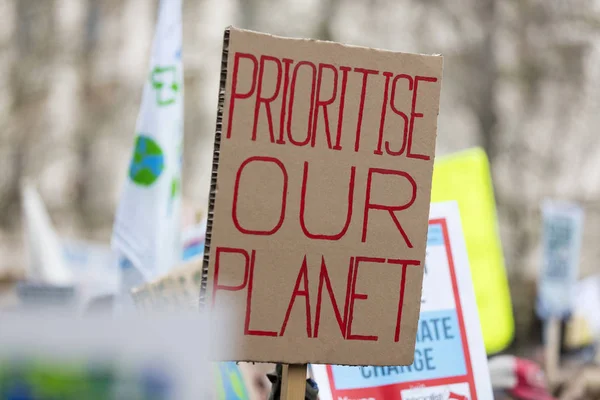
(199, 28, 230, 308)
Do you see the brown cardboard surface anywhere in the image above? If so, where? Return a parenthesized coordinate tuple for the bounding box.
(132, 260, 202, 311)
(204, 27, 443, 365)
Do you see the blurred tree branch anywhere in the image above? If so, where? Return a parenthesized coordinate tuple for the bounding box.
(315, 0, 341, 41)
(0, 0, 56, 228)
(74, 0, 100, 227)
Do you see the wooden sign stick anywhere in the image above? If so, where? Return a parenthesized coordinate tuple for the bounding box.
(281, 364, 307, 400)
(544, 318, 561, 390)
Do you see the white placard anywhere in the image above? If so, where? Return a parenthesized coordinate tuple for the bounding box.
(537, 200, 584, 319)
(312, 202, 492, 400)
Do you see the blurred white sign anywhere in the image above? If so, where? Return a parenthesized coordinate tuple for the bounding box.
(0, 311, 234, 399)
(61, 238, 120, 308)
(537, 200, 584, 319)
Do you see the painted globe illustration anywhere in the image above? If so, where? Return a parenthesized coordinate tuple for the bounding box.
(128, 135, 164, 186)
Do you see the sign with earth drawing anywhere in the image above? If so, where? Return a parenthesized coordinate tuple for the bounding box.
(112, 0, 184, 279)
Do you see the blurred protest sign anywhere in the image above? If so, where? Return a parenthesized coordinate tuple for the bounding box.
(203, 27, 443, 366)
(61, 239, 120, 307)
(537, 200, 584, 320)
(132, 259, 202, 311)
(535, 201, 584, 389)
(564, 275, 600, 350)
(312, 202, 493, 399)
(112, 0, 184, 281)
(129, 257, 256, 400)
(15, 282, 77, 312)
(21, 180, 73, 286)
(19, 181, 78, 312)
(130, 215, 207, 311)
(430, 147, 513, 354)
(0, 312, 229, 400)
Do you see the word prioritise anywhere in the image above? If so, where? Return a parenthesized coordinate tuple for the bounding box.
(226, 53, 437, 158)
(208, 28, 442, 365)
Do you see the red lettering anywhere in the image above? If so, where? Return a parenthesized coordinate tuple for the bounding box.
(252, 55, 282, 142)
(386, 74, 412, 156)
(277, 58, 294, 145)
(387, 259, 421, 342)
(314, 256, 354, 338)
(353, 68, 379, 152)
(280, 256, 312, 337)
(232, 156, 288, 235)
(287, 61, 317, 146)
(299, 162, 356, 240)
(311, 63, 337, 149)
(361, 168, 417, 247)
(225, 56, 436, 160)
(245, 250, 278, 336)
(407, 75, 437, 160)
(334, 66, 350, 150)
(346, 256, 384, 341)
(374, 72, 393, 155)
(226, 53, 258, 139)
(211, 247, 250, 307)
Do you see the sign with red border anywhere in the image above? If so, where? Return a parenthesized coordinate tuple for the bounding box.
(312, 202, 492, 400)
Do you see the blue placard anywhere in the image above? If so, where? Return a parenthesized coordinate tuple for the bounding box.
(537, 201, 584, 319)
(329, 309, 466, 390)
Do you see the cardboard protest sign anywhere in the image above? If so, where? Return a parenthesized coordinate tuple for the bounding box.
(312, 202, 493, 399)
(430, 148, 513, 354)
(203, 27, 443, 365)
(130, 220, 206, 311)
(537, 200, 584, 320)
(132, 259, 202, 311)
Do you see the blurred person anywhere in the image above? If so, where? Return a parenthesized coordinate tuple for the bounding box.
(488, 355, 555, 400)
(558, 366, 600, 400)
(267, 364, 319, 400)
(238, 362, 273, 400)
